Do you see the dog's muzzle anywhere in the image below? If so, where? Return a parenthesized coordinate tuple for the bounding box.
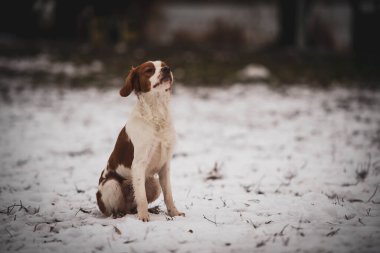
(160, 67, 172, 83)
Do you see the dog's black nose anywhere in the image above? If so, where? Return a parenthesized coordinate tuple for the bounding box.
(162, 66, 171, 74)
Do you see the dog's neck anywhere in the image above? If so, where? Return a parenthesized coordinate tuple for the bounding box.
(134, 91, 172, 130)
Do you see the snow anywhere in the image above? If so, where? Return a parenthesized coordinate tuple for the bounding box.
(0, 55, 103, 77)
(0, 84, 380, 253)
(237, 64, 270, 80)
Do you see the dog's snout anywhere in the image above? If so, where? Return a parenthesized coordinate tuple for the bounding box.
(162, 66, 171, 74)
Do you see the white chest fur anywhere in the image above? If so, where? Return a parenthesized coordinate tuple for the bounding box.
(146, 141, 173, 175)
(125, 91, 176, 176)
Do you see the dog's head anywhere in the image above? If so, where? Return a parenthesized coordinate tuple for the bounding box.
(120, 60, 173, 97)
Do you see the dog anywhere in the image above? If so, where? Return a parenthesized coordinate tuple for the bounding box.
(96, 60, 184, 221)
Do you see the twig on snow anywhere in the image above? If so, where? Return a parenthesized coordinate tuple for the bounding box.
(291, 218, 305, 236)
(75, 207, 92, 216)
(74, 184, 85, 194)
(347, 198, 363, 203)
(254, 174, 266, 194)
(2, 200, 31, 216)
(367, 185, 378, 203)
(247, 219, 259, 229)
(241, 184, 254, 193)
(220, 197, 227, 207)
(113, 226, 122, 235)
(124, 239, 136, 244)
(326, 228, 340, 237)
(272, 224, 290, 243)
(203, 215, 218, 226)
(205, 162, 224, 181)
(282, 236, 290, 246)
(17, 200, 28, 212)
(345, 214, 356, 220)
(278, 224, 289, 236)
(241, 175, 265, 193)
(256, 237, 271, 248)
(43, 239, 62, 244)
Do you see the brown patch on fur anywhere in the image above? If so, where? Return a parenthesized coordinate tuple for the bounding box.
(97, 126, 137, 216)
(98, 170, 105, 185)
(96, 191, 107, 215)
(100, 170, 125, 186)
(120, 62, 155, 97)
(96, 126, 161, 216)
(97, 126, 133, 186)
(108, 127, 134, 170)
(96, 175, 159, 216)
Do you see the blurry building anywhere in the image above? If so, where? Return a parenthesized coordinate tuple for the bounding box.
(145, 2, 279, 50)
(148, 0, 379, 56)
(0, 0, 379, 57)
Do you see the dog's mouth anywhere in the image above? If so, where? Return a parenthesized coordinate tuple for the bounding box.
(160, 75, 172, 84)
(153, 75, 172, 91)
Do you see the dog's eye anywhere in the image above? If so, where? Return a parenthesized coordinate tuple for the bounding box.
(146, 68, 154, 74)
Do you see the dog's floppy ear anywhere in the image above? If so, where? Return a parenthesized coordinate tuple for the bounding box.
(120, 67, 137, 97)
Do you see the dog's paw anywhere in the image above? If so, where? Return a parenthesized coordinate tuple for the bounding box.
(137, 211, 150, 222)
(168, 208, 185, 217)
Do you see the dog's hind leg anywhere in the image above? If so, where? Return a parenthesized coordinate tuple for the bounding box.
(97, 179, 126, 217)
(120, 179, 137, 214)
(146, 176, 162, 203)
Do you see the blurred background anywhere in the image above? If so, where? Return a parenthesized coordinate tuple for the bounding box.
(1, 2, 380, 251)
(0, 0, 380, 89)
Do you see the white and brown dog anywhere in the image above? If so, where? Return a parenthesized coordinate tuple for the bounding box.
(96, 60, 184, 221)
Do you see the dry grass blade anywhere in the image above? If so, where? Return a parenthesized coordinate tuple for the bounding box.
(355, 153, 371, 182)
(256, 237, 270, 248)
(205, 162, 223, 181)
(203, 214, 218, 226)
(347, 199, 363, 203)
(124, 239, 136, 244)
(247, 219, 259, 229)
(75, 207, 91, 216)
(279, 224, 289, 236)
(367, 185, 378, 203)
(326, 228, 340, 237)
(75, 185, 85, 194)
(114, 226, 122, 235)
(3, 201, 34, 216)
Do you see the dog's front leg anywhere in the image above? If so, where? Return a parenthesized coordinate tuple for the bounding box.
(132, 143, 157, 222)
(132, 160, 149, 221)
(159, 163, 185, 217)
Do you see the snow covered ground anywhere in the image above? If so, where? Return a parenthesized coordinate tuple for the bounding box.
(0, 84, 379, 253)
